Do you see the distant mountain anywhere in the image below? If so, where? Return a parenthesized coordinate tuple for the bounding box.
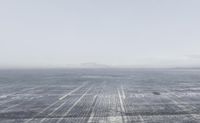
(80, 63, 110, 68)
(173, 67, 200, 70)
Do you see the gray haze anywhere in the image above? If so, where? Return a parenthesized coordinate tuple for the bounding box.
(0, 0, 200, 68)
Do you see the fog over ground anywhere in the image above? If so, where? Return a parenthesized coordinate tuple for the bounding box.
(0, 0, 200, 68)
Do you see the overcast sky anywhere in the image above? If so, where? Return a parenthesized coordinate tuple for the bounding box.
(0, 0, 200, 68)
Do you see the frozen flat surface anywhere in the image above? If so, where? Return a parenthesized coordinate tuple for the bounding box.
(0, 69, 200, 123)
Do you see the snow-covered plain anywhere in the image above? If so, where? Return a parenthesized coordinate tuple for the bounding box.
(0, 69, 200, 123)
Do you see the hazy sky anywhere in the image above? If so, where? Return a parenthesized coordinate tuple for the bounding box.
(1, 0, 200, 68)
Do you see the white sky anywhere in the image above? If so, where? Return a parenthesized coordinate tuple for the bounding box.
(0, 0, 200, 68)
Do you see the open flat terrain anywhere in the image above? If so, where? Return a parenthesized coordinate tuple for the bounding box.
(1, 69, 200, 123)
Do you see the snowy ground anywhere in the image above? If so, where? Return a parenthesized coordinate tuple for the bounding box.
(0, 69, 200, 123)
